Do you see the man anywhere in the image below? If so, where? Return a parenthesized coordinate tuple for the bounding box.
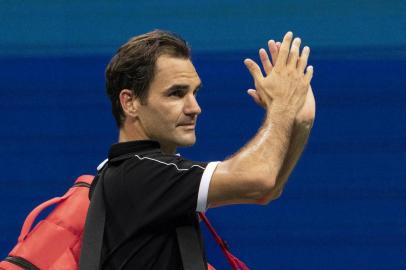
(86, 29, 314, 269)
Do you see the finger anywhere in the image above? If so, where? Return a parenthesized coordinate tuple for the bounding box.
(274, 31, 293, 71)
(287, 37, 301, 70)
(304, 65, 314, 84)
(276, 42, 281, 50)
(268, 40, 279, 66)
(259, 48, 273, 75)
(297, 46, 310, 72)
(244, 58, 263, 81)
(247, 89, 265, 108)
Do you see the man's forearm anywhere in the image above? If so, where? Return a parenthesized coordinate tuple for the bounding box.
(209, 108, 297, 207)
(226, 107, 296, 186)
(260, 120, 313, 203)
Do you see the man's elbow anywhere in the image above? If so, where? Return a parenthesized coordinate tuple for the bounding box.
(246, 173, 277, 204)
(257, 188, 283, 205)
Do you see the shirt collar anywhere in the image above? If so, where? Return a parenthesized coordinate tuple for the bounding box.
(108, 140, 161, 160)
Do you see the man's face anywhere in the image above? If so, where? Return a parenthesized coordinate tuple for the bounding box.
(137, 55, 202, 152)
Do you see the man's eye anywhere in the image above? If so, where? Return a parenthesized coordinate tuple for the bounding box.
(170, 90, 184, 97)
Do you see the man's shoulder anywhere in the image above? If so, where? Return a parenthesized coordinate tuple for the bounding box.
(128, 152, 208, 172)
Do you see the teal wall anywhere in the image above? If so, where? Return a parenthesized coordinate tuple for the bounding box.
(1, 0, 405, 56)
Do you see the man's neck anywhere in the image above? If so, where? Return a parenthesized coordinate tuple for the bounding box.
(118, 129, 177, 155)
(118, 121, 148, 143)
(159, 144, 177, 155)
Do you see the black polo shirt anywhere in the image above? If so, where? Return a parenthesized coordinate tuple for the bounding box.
(96, 140, 219, 270)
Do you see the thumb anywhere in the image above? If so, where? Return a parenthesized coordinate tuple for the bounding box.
(247, 89, 265, 108)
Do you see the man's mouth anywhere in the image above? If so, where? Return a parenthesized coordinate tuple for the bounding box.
(177, 122, 196, 129)
(178, 122, 195, 126)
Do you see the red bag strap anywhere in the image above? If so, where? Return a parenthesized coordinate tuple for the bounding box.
(18, 192, 72, 241)
(18, 175, 94, 242)
(198, 213, 250, 270)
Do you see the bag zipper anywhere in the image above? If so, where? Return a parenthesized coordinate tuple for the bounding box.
(73, 181, 91, 188)
(4, 256, 40, 270)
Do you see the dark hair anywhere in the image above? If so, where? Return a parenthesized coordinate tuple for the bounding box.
(105, 30, 191, 127)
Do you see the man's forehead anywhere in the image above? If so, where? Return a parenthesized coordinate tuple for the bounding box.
(154, 56, 201, 86)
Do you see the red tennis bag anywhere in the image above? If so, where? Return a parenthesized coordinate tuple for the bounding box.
(0, 175, 247, 270)
(0, 175, 93, 270)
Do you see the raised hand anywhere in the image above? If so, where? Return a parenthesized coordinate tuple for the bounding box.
(263, 38, 316, 124)
(247, 40, 281, 108)
(244, 32, 313, 116)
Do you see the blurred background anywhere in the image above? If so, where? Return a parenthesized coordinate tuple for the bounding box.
(1, 0, 405, 269)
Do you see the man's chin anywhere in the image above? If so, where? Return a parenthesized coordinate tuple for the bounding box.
(177, 140, 196, 147)
(176, 135, 196, 147)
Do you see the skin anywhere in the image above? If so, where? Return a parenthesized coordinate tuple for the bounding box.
(118, 55, 202, 154)
(207, 32, 314, 207)
(249, 39, 315, 125)
(247, 39, 316, 202)
(117, 31, 315, 208)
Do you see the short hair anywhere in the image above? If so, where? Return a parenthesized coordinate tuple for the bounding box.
(105, 30, 191, 127)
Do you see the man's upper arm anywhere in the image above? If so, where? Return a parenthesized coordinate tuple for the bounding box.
(205, 160, 271, 209)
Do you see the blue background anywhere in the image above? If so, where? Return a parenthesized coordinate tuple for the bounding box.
(1, 1, 405, 269)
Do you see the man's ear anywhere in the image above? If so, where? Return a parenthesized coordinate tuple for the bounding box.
(119, 89, 140, 118)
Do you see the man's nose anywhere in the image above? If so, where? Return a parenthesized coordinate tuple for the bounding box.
(184, 94, 202, 116)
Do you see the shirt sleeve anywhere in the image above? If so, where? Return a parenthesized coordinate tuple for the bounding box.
(121, 153, 219, 227)
(196, 161, 220, 212)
